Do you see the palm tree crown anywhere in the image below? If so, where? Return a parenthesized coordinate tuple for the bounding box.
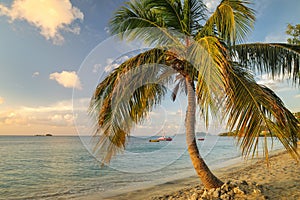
(89, 0, 300, 189)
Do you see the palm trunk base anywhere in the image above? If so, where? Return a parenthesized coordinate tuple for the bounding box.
(187, 142, 224, 189)
(198, 169, 224, 189)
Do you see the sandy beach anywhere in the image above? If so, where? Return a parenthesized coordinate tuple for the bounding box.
(101, 148, 300, 200)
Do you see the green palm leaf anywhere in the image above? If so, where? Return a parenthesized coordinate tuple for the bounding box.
(189, 36, 230, 125)
(89, 48, 178, 164)
(182, 0, 207, 34)
(198, 0, 255, 45)
(224, 64, 299, 162)
(235, 43, 300, 84)
(109, 0, 183, 46)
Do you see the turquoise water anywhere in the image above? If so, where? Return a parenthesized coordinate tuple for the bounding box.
(0, 135, 283, 199)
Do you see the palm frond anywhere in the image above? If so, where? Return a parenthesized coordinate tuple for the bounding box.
(182, 0, 208, 35)
(197, 0, 255, 45)
(171, 75, 186, 101)
(224, 64, 300, 162)
(149, 0, 184, 32)
(235, 43, 300, 84)
(89, 48, 178, 164)
(109, 0, 183, 46)
(189, 36, 230, 126)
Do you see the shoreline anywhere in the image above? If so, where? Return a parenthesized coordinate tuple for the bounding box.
(79, 148, 300, 200)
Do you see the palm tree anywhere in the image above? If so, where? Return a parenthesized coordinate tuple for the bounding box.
(89, 0, 300, 189)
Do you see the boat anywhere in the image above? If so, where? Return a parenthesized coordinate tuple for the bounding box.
(157, 131, 172, 141)
(149, 139, 160, 142)
(157, 136, 172, 141)
(198, 138, 205, 141)
(34, 133, 53, 136)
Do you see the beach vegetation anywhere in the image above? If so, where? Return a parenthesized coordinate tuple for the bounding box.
(286, 23, 300, 45)
(89, 0, 300, 189)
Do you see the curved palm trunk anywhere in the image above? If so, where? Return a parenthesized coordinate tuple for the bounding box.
(185, 77, 224, 189)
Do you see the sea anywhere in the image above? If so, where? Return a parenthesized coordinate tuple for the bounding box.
(0, 135, 284, 200)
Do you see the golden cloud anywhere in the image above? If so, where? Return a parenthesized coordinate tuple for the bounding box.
(49, 70, 82, 90)
(0, 0, 84, 44)
(0, 100, 78, 127)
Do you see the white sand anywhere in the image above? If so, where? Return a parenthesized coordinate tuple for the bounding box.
(98, 148, 300, 200)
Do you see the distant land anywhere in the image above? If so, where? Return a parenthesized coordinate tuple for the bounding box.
(219, 112, 300, 137)
(219, 130, 286, 137)
(196, 132, 212, 136)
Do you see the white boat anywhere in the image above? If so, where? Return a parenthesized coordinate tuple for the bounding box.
(157, 131, 172, 141)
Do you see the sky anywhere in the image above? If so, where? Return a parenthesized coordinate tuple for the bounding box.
(0, 0, 299, 136)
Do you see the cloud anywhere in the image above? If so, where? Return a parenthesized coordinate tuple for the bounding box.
(0, 99, 81, 127)
(264, 33, 288, 43)
(256, 74, 297, 94)
(32, 71, 39, 77)
(104, 56, 130, 73)
(256, 74, 285, 90)
(0, 0, 84, 45)
(0, 97, 4, 105)
(176, 109, 183, 115)
(104, 26, 110, 34)
(104, 58, 119, 72)
(49, 70, 82, 90)
(203, 0, 220, 12)
(92, 63, 102, 73)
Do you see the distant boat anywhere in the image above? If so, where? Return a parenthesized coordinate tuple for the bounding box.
(149, 139, 160, 142)
(198, 138, 205, 141)
(34, 133, 53, 137)
(156, 131, 172, 141)
(157, 136, 172, 141)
